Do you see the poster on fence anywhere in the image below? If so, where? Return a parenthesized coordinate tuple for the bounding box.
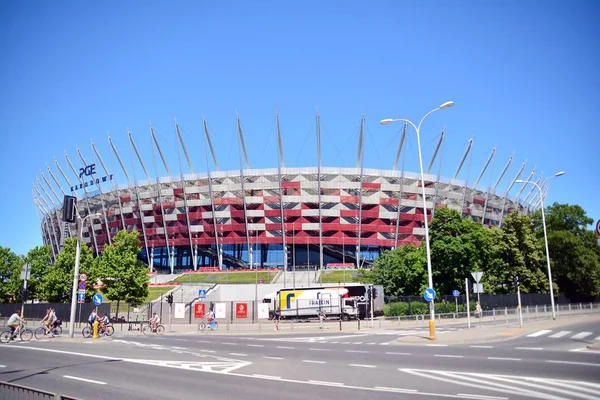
(174, 303, 186, 319)
(258, 303, 270, 319)
(215, 302, 226, 319)
(194, 303, 205, 319)
(236, 303, 248, 318)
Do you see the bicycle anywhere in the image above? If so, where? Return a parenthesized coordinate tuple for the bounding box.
(82, 323, 114, 338)
(197, 318, 218, 332)
(34, 321, 63, 339)
(142, 324, 165, 335)
(0, 321, 33, 343)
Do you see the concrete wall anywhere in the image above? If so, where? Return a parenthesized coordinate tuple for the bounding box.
(207, 284, 285, 302)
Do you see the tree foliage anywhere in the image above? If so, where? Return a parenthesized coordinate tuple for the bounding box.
(369, 244, 426, 296)
(39, 237, 97, 303)
(23, 246, 53, 301)
(97, 230, 149, 305)
(0, 246, 22, 302)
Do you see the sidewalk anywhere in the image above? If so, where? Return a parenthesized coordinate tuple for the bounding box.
(394, 313, 600, 345)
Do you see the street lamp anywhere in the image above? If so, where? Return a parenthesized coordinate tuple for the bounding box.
(69, 212, 102, 338)
(516, 171, 565, 320)
(380, 101, 455, 340)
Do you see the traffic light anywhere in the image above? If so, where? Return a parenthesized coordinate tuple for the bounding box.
(514, 276, 520, 289)
(62, 195, 77, 223)
(371, 287, 378, 300)
(166, 294, 173, 305)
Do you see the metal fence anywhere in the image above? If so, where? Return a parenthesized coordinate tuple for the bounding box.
(0, 302, 111, 323)
(0, 381, 81, 400)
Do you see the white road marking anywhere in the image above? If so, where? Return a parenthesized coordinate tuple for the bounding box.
(0, 365, 6, 368)
(228, 353, 248, 357)
(346, 350, 368, 353)
(354, 342, 363, 345)
(63, 375, 106, 385)
(526, 330, 552, 337)
(426, 344, 448, 347)
(174, 338, 188, 342)
(546, 360, 600, 367)
(197, 340, 210, 343)
(367, 342, 376, 345)
(435, 355, 464, 358)
(308, 380, 344, 386)
(380, 343, 389, 346)
(515, 347, 543, 351)
(252, 374, 281, 379)
(595, 336, 600, 341)
(457, 394, 508, 400)
(247, 344, 264, 347)
(303, 360, 326, 364)
(470, 345, 493, 348)
(548, 331, 571, 338)
(350, 364, 376, 368)
(200, 349, 216, 353)
(487, 357, 521, 361)
(263, 356, 283, 360)
(309, 348, 330, 351)
(386, 352, 411, 355)
(222, 342, 237, 345)
(277, 346, 294, 349)
(375, 386, 418, 393)
(571, 332, 593, 340)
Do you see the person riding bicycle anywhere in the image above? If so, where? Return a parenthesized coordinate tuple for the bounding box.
(7, 309, 23, 341)
(98, 313, 109, 333)
(40, 307, 53, 334)
(205, 308, 216, 329)
(149, 313, 160, 332)
(88, 309, 98, 330)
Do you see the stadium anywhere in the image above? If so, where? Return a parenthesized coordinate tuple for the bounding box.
(33, 113, 537, 273)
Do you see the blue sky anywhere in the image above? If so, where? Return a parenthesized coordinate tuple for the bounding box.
(1, 0, 598, 256)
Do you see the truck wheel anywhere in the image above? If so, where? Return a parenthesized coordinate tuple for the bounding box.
(341, 313, 350, 321)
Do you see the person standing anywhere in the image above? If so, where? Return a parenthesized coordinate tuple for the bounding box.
(272, 308, 281, 331)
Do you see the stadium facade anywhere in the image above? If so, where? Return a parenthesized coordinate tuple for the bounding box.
(33, 113, 542, 273)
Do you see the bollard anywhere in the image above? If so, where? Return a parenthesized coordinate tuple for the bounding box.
(339, 318, 342, 331)
(505, 307, 508, 326)
(591, 302, 594, 314)
(580, 303, 583, 316)
(535, 305, 538, 320)
(93, 320, 99, 339)
(429, 319, 435, 340)
(493, 308, 496, 325)
(358, 318, 360, 331)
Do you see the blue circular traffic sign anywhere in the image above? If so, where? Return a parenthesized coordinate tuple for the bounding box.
(423, 288, 436, 302)
(92, 293, 103, 306)
(452, 290, 460, 298)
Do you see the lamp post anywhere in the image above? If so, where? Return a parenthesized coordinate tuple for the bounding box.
(380, 101, 454, 340)
(69, 212, 102, 338)
(516, 171, 564, 320)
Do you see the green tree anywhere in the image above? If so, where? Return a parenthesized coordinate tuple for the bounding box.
(369, 244, 426, 297)
(428, 208, 490, 296)
(489, 211, 549, 294)
(23, 246, 53, 301)
(533, 203, 600, 299)
(40, 237, 97, 302)
(0, 246, 22, 302)
(97, 230, 149, 306)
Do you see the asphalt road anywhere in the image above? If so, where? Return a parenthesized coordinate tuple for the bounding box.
(1, 319, 599, 400)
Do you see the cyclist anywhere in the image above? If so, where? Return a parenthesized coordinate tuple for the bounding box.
(7, 309, 23, 341)
(40, 307, 52, 334)
(148, 313, 160, 332)
(205, 308, 216, 329)
(49, 307, 58, 330)
(98, 313, 109, 333)
(88, 308, 98, 330)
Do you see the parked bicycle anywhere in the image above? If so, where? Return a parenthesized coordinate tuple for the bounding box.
(142, 324, 165, 335)
(82, 323, 114, 338)
(0, 321, 33, 343)
(34, 320, 63, 339)
(197, 318, 218, 332)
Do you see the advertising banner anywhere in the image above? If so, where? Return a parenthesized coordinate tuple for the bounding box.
(174, 303, 185, 319)
(194, 303, 205, 319)
(258, 303, 270, 319)
(215, 303, 226, 319)
(236, 302, 248, 318)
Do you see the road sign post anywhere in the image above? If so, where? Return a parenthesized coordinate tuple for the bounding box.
(423, 288, 436, 339)
(465, 278, 471, 329)
(471, 271, 484, 306)
(92, 294, 103, 306)
(20, 263, 31, 318)
(453, 290, 460, 315)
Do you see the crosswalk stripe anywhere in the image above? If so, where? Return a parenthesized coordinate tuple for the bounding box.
(595, 336, 600, 341)
(548, 330, 571, 338)
(571, 332, 593, 340)
(527, 330, 552, 337)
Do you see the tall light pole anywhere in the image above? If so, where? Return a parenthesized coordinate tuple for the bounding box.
(516, 171, 565, 320)
(69, 212, 102, 338)
(380, 101, 454, 340)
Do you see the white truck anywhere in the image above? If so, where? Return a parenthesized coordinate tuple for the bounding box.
(263, 286, 360, 321)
